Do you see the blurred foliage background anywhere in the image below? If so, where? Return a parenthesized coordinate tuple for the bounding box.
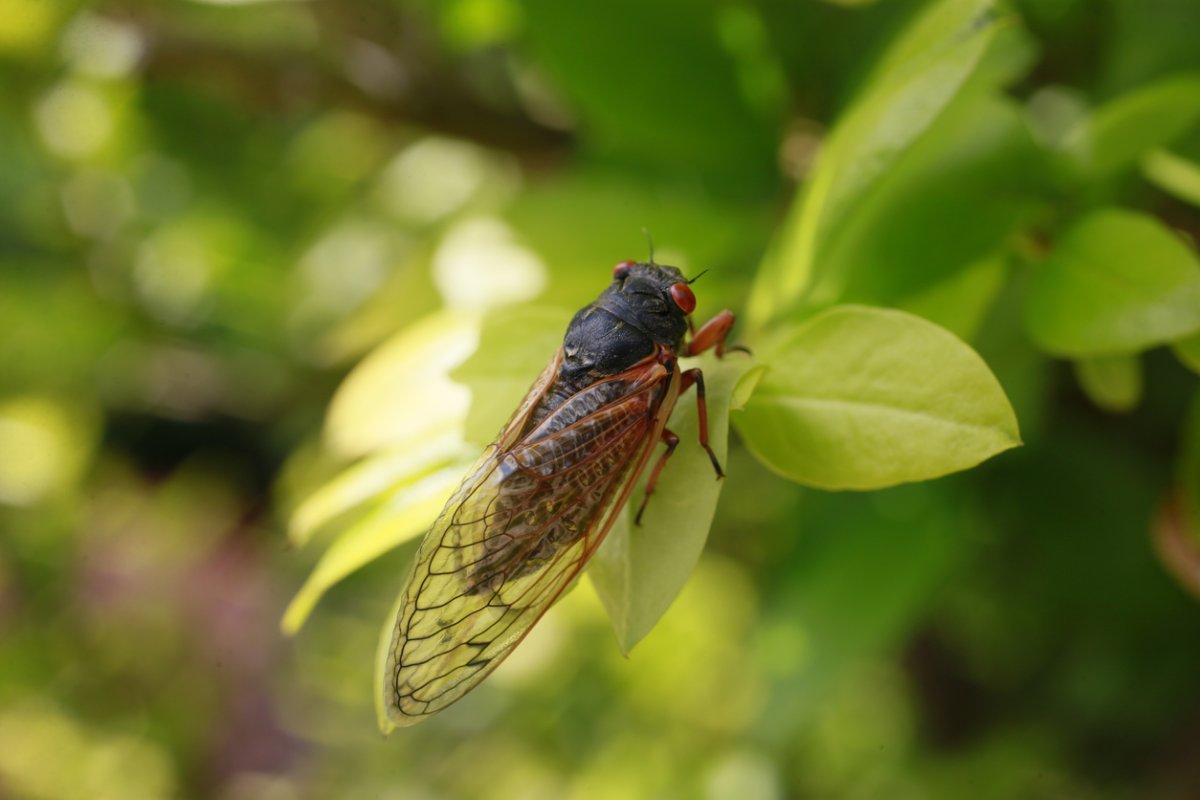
(3, 0, 1200, 798)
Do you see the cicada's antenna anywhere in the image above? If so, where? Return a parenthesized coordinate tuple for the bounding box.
(642, 227, 655, 265)
(687, 269, 710, 284)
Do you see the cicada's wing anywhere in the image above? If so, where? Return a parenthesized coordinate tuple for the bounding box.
(381, 355, 678, 726)
(492, 350, 563, 451)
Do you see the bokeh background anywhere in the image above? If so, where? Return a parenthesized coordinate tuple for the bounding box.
(3, 0, 1200, 798)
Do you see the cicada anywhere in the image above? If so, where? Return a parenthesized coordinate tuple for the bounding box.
(381, 260, 737, 726)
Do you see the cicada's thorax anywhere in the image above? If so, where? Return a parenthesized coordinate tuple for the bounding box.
(525, 263, 691, 433)
(470, 264, 692, 593)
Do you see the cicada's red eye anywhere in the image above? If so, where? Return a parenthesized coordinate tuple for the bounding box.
(669, 282, 696, 314)
(612, 260, 636, 279)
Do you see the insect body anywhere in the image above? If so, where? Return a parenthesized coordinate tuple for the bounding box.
(382, 260, 737, 726)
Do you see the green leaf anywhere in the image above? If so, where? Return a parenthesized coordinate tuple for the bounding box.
(283, 313, 484, 634)
(450, 305, 573, 444)
(1143, 148, 1200, 209)
(1174, 331, 1200, 375)
(1074, 354, 1143, 413)
(731, 364, 769, 411)
(588, 351, 757, 654)
(1025, 209, 1200, 356)
(324, 312, 479, 458)
(816, 93, 1043, 308)
(747, 0, 1001, 326)
(1064, 73, 1200, 177)
(734, 305, 1019, 489)
(281, 460, 470, 634)
(519, 0, 780, 190)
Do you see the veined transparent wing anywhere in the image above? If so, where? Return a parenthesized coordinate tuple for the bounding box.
(380, 354, 679, 726)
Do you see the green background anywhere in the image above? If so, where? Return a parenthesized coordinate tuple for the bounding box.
(2, 0, 1200, 797)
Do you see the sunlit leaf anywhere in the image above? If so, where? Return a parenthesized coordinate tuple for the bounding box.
(288, 431, 468, 547)
(734, 305, 1019, 489)
(325, 311, 479, 458)
(451, 305, 573, 444)
(1025, 209, 1200, 356)
(731, 363, 769, 411)
(747, 0, 1001, 326)
(1074, 354, 1142, 413)
(282, 461, 471, 634)
(589, 352, 757, 654)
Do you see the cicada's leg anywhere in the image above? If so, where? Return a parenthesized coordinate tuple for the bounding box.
(634, 312, 744, 525)
(680, 368, 724, 480)
(678, 308, 747, 484)
(633, 368, 726, 526)
(684, 310, 736, 357)
(635, 428, 680, 525)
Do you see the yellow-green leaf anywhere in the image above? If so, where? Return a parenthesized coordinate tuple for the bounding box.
(281, 461, 469, 634)
(288, 431, 467, 547)
(451, 305, 573, 444)
(735, 305, 1019, 489)
(325, 311, 479, 459)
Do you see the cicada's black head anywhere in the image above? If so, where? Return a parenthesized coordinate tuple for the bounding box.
(560, 260, 698, 384)
(602, 259, 696, 350)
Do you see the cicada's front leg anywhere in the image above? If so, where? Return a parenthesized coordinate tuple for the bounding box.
(680, 309, 744, 484)
(634, 311, 744, 525)
(684, 310, 738, 358)
(678, 367, 722, 480)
